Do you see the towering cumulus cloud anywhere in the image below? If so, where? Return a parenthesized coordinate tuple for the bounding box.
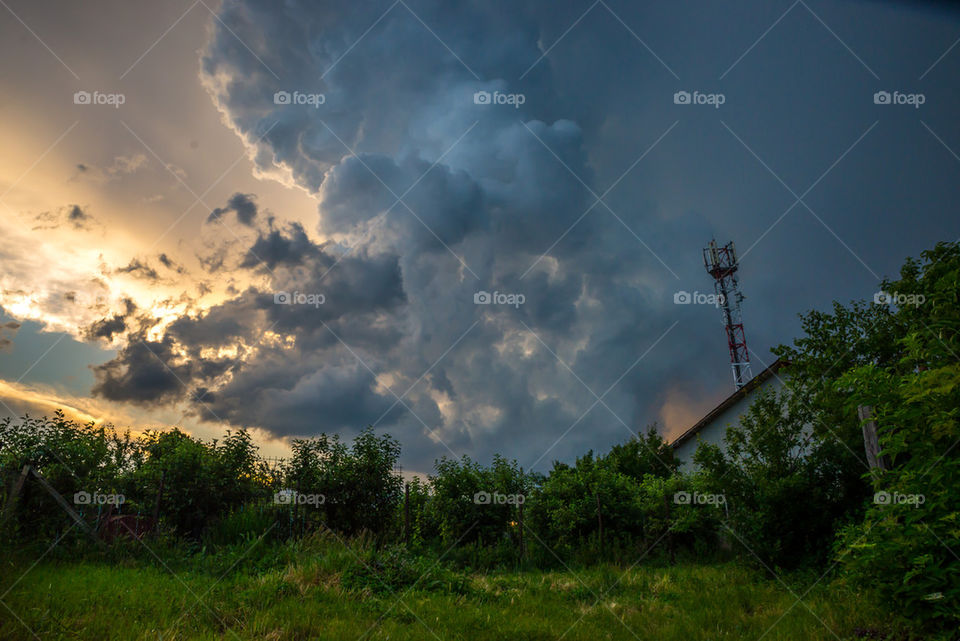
(92, 0, 696, 472)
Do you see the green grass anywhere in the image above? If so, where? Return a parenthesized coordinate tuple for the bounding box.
(0, 537, 908, 641)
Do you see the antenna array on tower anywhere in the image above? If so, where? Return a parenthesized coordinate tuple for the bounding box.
(703, 239, 752, 390)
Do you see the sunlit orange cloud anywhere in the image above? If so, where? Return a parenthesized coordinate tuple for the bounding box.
(658, 385, 723, 443)
(0, 376, 293, 457)
(0, 378, 131, 427)
(0, 201, 261, 345)
(0, 132, 245, 342)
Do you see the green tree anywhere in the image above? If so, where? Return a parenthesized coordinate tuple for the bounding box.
(694, 388, 853, 567)
(836, 241, 960, 630)
(282, 427, 402, 537)
(427, 455, 531, 548)
(0, 412, 134, 540)
(527, 452, 643, 549)
(606, 424, 680, 480)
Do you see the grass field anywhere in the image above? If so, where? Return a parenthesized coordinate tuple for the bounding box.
(0, 535, 907, 641)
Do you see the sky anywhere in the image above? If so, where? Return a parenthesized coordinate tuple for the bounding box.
(0, 0, 958, 475)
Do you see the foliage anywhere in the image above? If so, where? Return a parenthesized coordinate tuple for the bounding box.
(281, 427, 403, 537)
(130, 427, 269, 539)
(0, 412, 134, 539)
(427, 454, 532, 549)
(528, 442, 716, 562)
(694, 388, 854, 568)
(605, 425, 680, 480)
(771, 296, 899, 530)
(527, 452, 643, 549)
(835, 241, 960, 630)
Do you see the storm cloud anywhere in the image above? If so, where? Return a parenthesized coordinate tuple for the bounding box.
(208, 192, 259, 226)
(85, 0, 960, 473)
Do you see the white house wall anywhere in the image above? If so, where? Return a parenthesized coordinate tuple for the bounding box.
(674, 375, 785, 471)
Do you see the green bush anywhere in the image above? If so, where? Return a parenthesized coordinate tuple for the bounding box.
(0, 412, 135, 541)
(427, 454, 532, 550)
(694, 387, 856, 568)
(527, 452, 642, 548)
(130, 427, 269, 539)
(282, 427, 403, 538)
(836, 242, 960, 631)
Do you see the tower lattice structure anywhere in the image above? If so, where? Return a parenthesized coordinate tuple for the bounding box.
(703, 239, 752, 389)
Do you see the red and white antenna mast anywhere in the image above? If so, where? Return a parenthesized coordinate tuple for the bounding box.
(703, 239, 752, 390)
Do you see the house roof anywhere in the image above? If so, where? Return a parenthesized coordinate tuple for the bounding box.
(669, 358, 787, 449)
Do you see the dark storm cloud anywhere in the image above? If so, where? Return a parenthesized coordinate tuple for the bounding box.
(158, 253, 186, 274)
(31, 204, 96, 231)
(116, 258, 159, 281)
(87, 0, 959, 473)
(67, 205, 88, 225)
(91, 331, 191, 404)
(0, 321, 20, 351)
(207, 192, 258, 226)
(238, 221, 320, 270)
(93, 221, 409, 436)
(83, 298, 137, 342)
(198, 359, 399, 437)
(91, 312, 241, 406)
(188, 0, 715, 472)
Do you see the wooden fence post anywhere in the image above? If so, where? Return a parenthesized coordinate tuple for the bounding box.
(403, 482, 410, 543)
(857, 405, 887, 473)
(518, 501, 526, 558)
(594, 494, 603, 547)
(664, 492, 675, 564)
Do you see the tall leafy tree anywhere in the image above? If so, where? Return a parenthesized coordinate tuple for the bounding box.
(836, 242, 960, 630)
